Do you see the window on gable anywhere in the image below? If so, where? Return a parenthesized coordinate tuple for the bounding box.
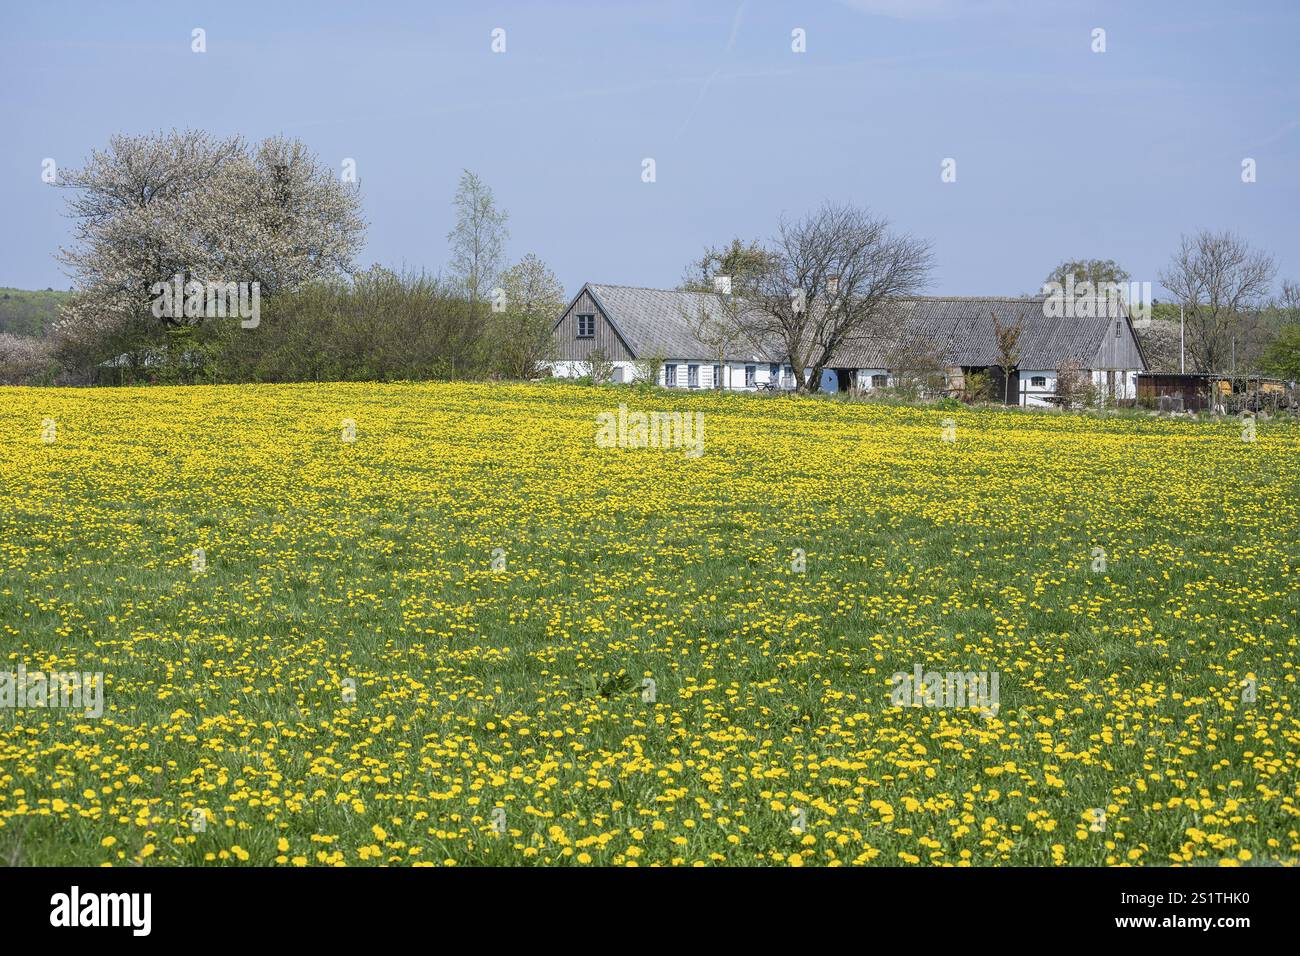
(577, 314, 595, 338)
(1115, 320, 1121, 338)
(1031, 376, 1047, 388)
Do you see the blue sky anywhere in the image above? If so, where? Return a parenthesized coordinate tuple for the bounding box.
(2, 0, 1297, 298)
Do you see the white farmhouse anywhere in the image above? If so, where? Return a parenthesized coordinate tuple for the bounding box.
(550, 283, 1147, 406)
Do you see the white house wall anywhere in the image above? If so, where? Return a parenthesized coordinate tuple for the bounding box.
(551, 358, 801, 391)
(1091, 368, 1139, 402)
(659, 360, 797, 390)
(550, 360, 638, 380)
(1018, 370, 1057, 407)
(853, 369, 892, 390)
(550, 359, 1141, 404)
(1016, 368, 1140, 407)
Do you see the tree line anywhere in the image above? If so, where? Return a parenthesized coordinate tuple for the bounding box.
(1041, 249, 1298, 377)
(0, 130, 562, 386)
(3, 128, 1298, 388)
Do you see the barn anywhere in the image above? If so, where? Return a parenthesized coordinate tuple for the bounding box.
(833, 296, 1149, 405)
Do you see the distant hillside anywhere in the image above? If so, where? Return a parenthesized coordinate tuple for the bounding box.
(0, 287, 72, 337)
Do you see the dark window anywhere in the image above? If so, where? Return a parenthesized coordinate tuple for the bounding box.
(1115, 320, 1121, 338)
(872, 374, 888, 388)
(769, 363, 779, 382)
(784, 365, 794, 388)
(577, 314, 595, 338)
(744, 365, 756, 388)
(687, 364, 699, 388)
(664, 363, 677, 387)
(1031, 376, 1047, 388)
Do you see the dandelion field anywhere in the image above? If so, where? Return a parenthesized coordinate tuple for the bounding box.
(1, 381, 1297, 867)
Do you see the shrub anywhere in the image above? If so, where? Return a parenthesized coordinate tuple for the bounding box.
(0, 333, 59, 385)
(206, 269, 485, 383)
(584, 347, 614, 385)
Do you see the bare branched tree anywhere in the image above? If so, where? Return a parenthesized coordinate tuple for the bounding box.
(445, 170, 509, 378)
(1280, 279, 1300, 315)
(1158, 231, 1277, 372)
(448, 170, 509, 310)
(737, 202, 932, 394)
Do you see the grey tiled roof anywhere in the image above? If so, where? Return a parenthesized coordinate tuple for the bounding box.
(586, 284, 784, 362)
(584, 284, 1131, 370)
(835, 297, 1123, 369)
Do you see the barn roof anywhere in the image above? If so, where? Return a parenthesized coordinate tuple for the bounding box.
(576, 283, 1138, 370)
(582, 283, 784, 362)
(835, 297, 1130, 369)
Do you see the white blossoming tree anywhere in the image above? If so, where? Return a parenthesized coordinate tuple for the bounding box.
(55, 129, 365, 371)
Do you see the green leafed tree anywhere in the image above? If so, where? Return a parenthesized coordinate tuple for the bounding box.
(489, 253, 565, 379)
(1260, 326, 1300, 379)
(1043, 258, 1131, 292)
(1260, 283, 1300, 380)
(1257, 280, 1300, 378)
(679, 239, 772, 293)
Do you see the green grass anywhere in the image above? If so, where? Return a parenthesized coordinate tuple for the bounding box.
(0, 380, 1297, 866)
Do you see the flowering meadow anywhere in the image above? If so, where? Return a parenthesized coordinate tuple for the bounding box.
(1, 381, 1297, 867)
